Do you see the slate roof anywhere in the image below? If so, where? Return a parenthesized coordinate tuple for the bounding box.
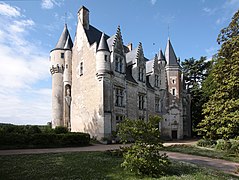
(146, 76, 154, 90)
(126, 48, 137, 65)
(52, 24, 73, 51)
(146, 60, 154, 74)
(165, 38, 178, 66)
(97, 33, 109, 52)
(126, 65, 137, 84)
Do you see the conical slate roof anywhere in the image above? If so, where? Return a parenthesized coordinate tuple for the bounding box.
(53, 24, 73, 51)
(165, 38, 178, 66)
(97, 33, 109, 52)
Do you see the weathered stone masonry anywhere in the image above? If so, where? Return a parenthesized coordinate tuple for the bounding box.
(50, 6, 191, 140)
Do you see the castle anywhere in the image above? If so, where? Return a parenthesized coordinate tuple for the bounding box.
(50, 6, 191, 140)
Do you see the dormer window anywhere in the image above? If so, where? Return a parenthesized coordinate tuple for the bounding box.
(155, 75, 159, 87)
(138, 67, 145, 82)
(115, 56, 123, 73)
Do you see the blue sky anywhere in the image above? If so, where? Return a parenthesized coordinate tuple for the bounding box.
(0, 0, 238, 125)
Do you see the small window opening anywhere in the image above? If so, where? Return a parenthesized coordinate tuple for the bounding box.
(61, 53, 64, 59)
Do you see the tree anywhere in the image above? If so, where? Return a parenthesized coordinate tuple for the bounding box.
(198, 10, 239, 139)
(181, 57, 212, 134)
(117, 116, 170, 177)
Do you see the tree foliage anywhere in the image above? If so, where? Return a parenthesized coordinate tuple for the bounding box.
(198, 10, 239, 139)
(117, 116, 170, 177)
(181, 57, 212, 134)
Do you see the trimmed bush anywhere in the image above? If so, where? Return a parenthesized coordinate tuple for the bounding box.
(197, 139, 216, 148)
(0, 132, 90, 149)
(229, 139, 239, 154)
(54, 126, 68, 134)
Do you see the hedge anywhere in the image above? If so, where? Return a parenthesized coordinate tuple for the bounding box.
(0, 132, 90, 149)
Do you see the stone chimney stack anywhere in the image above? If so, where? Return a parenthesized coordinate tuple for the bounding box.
(78, 6, 89, 30)
(127, 43, 133, 51)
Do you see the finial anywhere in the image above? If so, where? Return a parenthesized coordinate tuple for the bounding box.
(167, 24, 170, 39)
(64, 12, 67, 26)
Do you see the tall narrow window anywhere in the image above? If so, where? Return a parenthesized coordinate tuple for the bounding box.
(172, 89, 176, 96)
(61, 53, 64, 59)
(115, 56, 124, 73)
(115, 88, 124, 107)
(104, 55, 108, 62)
(80, 62, 83, 75)
(155, 75, 159, 87)
(155, 97, 160, 112)
(138, 67, 144, 82)
(138, 94, 145, 110)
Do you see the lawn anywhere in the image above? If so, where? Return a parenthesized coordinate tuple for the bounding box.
(0, 151, 237, 180)
(163, 144, 239, 163)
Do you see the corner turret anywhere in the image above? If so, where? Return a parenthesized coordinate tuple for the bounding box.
(50, 24, 73, 129)
(96, 33, 111, 77)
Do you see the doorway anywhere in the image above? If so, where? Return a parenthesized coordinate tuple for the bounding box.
(172, 130, 177, 139)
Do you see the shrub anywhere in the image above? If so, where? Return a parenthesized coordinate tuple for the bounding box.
(122, 143, 170, 177)
(197, 139, 216, 148)
(117, 116, 170, 177)
(229, 139, 239, 154)
(54, 126, 68, 134)
(215, 139, 231, 151)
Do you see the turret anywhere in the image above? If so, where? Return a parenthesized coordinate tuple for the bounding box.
(96, 33, 111, 77)
(158, 49, 166, 68)
(50, 24, 73, 128)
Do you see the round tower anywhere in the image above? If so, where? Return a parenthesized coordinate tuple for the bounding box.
(96, 33, 111, 77)
(50, 24, 73, 128)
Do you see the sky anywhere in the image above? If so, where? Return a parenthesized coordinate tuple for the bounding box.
(0, 0, 238, 125)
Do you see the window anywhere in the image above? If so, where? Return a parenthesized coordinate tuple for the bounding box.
(172, 79, 175, 84)
(116, 115, 124, 124)
(80, 62, 83, 75)
(115, 56, 123, 73)
(139, 116, 144, 120)
(155, 97, 160, 112)
(138, 67, 145, 82)
(66, 64, 68, 69)
(172, 89, 176, 96)
(155, 75, 159, 87)
(115, 88, 124, 107)
(104, 55, 108, 62)
(138, 94, 145, 110)
(61, 53, 64, 59)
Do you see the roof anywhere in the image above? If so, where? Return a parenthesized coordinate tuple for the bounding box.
(165, 38, 178, 66)
(146, 76, 154, 90)
(52, 24, 73, 51)
(97, 33, 109, 52)
(126, 65, 137, 84)
(126, 48, 137, 64)
(146, 60, 153, 74)
(85, 25, 110, 46)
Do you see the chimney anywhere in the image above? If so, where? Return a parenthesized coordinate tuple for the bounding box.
(78, 6, 89, 30)
(127, 43, 133, 51)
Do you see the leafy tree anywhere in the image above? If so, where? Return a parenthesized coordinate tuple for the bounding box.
(198, 10, 239, 139)
(181, 57, 212, 134)
(117, 116, 170, 177)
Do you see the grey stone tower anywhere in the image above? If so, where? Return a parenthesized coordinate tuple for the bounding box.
(165, 38, 183, 139)
(50, 24, 73, 128)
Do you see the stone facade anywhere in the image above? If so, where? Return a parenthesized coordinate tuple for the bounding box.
(50, 6, 191, 140)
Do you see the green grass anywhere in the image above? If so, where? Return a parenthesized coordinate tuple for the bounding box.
(163, 144, 239, 163)
(0, 151, 237, 180)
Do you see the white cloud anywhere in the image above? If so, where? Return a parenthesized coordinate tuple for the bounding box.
(41, 0, 63, 9)
(0, 2, 20, 17)
(0, 3, 51, 125)
(150, 0, 157, 5)
(202, 7, 217, 15)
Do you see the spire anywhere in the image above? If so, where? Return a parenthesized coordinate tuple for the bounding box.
(165, 39, 178, 66)
(97, 33, 109, 52)
(53, 24, 73, 51)
(158, 48, 165, 61)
